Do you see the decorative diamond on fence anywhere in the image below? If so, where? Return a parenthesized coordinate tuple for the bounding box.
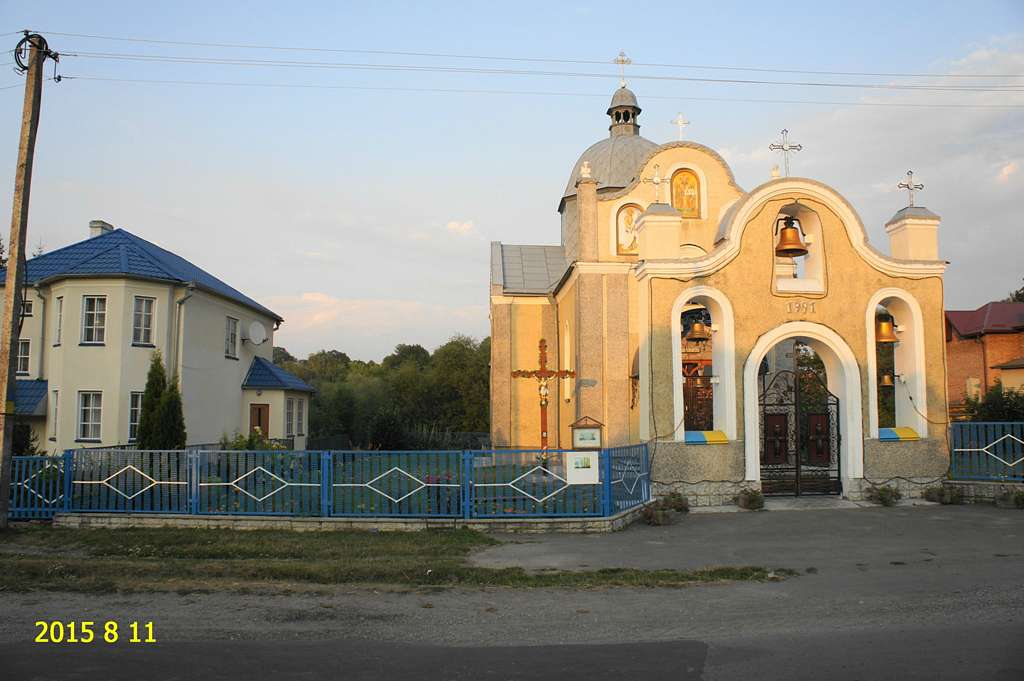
(103, 465, 158, 500)
(366, 467, 427, 503)
(954, 434, 1024, 468)
(18, 462, 64, 504)
(232, 466, 288, 502)
(509, 466, 569, 503)
(615, 460, 643, 495)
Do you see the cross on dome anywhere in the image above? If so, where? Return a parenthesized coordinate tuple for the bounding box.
(897, 170, 924, 207)
(671, 113, 690, 141)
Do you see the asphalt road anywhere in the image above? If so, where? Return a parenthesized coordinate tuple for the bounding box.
(2, 504, 1022, 680)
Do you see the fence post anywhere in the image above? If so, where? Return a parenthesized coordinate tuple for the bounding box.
(461, 450, 472, 520)
(62, 450, 73, 513)
(601, 449, 613, 516)
(320, 451, 331, 517)
(189, 450, 200, 515)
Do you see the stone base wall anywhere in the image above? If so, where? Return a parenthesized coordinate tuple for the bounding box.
(843, 476, 941, 501)
(944, 480, 1024, 504)
(653, 479, 756, 507)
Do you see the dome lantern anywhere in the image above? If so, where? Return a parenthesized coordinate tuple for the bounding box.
(607, 86, 641, 137)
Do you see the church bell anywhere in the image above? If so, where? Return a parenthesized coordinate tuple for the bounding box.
(774, 216, 809, 258)
(876, 317, 899, 344)
(879, 373, 895, 388)
(686, 321, 711, 343)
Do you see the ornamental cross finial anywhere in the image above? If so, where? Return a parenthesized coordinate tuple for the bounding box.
(614, 50, 632, 88)
(641, 163, 668, 204)
(671, 112, 690, 141)
(769, 128, 803, 177)
(897, 170, 924, 207)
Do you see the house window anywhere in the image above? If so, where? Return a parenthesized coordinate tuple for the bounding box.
(225, 317, 239, 358)
(132, 297, 155, 346)
(16, 339, 29, 375)
(51, 390, 59, 439)
(296, 398, 305, 436)
(21, 297, 33, 316)
(81, 296, 107, 344)
(54, 296, 63, 345)
(129, 391, 144, 441)
(286, 398, 295, 438)
(77, 391, 102, 441)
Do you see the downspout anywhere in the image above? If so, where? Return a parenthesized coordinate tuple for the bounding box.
(171, 283, 195, 382)
(33, 285, 46, 377)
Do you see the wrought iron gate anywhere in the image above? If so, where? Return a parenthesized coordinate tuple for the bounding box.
(759, 369, 841, 495)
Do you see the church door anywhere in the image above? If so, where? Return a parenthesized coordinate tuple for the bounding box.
(758, 370, 841, 495)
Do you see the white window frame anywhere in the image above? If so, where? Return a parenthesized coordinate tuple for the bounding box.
(132, 296, 156, 346)
(21, 297, 33, 317)
(77, 391, 102, 442)
(296, 398, 305, 436)
(286, 397, 295, 438)
(129, 391, 144, 442)
(225, 317, 239, 358)
(16, 339, 29, 375)
(50, 389, 59, 440)
(81, 296, 107, 345)
(54, 296, 63, 346)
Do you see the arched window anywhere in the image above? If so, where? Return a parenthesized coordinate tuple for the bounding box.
(615, 203, 642, 256)
(866, 289, 928, 437)
(773, 202, 826, 294)
(671, 169, 701, 218)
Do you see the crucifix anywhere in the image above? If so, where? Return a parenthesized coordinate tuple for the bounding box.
(614, 50, 632, 87)
(897, 170, 924, 207)
(512, 339, 575, 450)
(769, 129, 803, 177)
(671, 112, 690, 141)
(641, 163, 668, 204)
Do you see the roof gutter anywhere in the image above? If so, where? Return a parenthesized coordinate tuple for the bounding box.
(170, 282, 196, 381)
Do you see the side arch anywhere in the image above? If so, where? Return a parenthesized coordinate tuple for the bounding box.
(865, 288, 928, 437)
(743, 322, 864, 487)
(671, 285, 737, 441)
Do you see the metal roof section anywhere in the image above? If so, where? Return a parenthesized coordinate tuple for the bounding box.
(14, 379, 47, 416)
(885, 205, 941, 226)
(947, 302, 1024, 338)
(493, 243, 566, 295)
(242, 357, 315, 393)
(0, 227, 282, 321)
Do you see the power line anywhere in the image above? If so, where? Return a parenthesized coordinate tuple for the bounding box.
(34, 29, 1024, 79)
(59, 51, 1024, 93)
(60, 75, 1024, 109)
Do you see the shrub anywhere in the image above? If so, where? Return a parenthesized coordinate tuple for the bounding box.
(867, 485, 902, 507)
(922, 486, 942, 503)
(736, 488, 764, 510)
(642, 505, 675, 526)
(939, 487, 963, 505)
(661, 491, 690, 513)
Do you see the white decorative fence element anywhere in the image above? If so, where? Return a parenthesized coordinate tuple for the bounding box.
(952, 434, 1024, 468)
(198, 465, 318, 503)
(18, 461, 64, 504)
(333, 466, 459, 504)
(74, 464, 187, 500)
(475, 465, 570, 504)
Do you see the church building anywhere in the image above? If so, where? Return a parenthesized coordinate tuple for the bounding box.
(489, 84, 949, 503)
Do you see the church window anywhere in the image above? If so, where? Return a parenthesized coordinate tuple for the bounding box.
(615, 203, 643, 256)
(623, 110, 631, 122)
(671, 169, 701, 219)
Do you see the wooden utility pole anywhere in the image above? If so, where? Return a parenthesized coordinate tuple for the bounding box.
(0, 34, 52, 528)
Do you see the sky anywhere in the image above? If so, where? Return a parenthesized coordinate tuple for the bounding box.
(0, 1, 1022, 361)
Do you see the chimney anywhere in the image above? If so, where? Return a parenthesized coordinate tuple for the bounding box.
(89, 219, 114, 238)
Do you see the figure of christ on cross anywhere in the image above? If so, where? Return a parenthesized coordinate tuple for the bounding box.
(511, 339, 575, 450)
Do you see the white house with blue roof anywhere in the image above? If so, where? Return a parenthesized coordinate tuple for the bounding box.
(1, 219, 313, 453)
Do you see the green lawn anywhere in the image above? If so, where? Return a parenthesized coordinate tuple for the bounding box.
(0, 525, 791, 593)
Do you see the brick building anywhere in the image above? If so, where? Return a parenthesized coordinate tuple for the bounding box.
(945, 302, 1024, 416)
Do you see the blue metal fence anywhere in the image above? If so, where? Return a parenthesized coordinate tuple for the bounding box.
(8, 445, 649, 520)
(951, 421, 1024, 482)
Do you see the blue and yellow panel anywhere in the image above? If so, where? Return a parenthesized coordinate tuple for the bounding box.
(878, 427, 920, 442)
(684, 430, 729, 445)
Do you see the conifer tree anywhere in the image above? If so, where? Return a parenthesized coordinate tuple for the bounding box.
(156, 378, 187, 449)
(135, 352, 167, 449)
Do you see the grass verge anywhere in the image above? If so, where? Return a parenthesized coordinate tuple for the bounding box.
(0, 525, 793, 593)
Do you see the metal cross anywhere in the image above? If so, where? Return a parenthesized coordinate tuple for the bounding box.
(671, 112, 690, 141)
(897, 170, 924, 207)
(769, 129, 803, 177)
(641, 163, 668, 204)
(614, 50, 632, 88)
(511, 339, 575, 450)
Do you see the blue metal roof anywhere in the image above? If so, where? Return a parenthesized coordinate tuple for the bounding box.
(242, 357, 315, 393)
(1, 228, 282, 321)
(14, 379, 47, 416)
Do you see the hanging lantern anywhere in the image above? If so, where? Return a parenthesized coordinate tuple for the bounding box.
(774, 216, 809, 258)
(686, 321, 711, 343)
(876, 317, 898, 344)
(879, 373, 895, 388)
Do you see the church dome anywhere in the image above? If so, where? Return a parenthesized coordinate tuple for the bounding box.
(562, 85, 659, 204)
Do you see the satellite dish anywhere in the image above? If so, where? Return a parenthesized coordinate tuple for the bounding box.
(246, 321, 268, 345)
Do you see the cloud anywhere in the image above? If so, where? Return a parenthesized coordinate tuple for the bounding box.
(445, 220, 476, 236)
(997, 160, 1019, 183)
(265, 292, 488, 360)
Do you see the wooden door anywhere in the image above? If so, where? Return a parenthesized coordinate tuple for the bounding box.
(249, 404, 270, 436)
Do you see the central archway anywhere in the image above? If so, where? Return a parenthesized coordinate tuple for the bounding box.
(743, 322, 864, 491)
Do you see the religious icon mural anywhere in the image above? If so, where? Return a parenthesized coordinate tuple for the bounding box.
(671, 169, 701, 218)
(616, 203, 643, 255)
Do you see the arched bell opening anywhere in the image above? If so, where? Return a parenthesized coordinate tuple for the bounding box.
(772, 202, 825, 294)
(866, 289, 928, 437)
